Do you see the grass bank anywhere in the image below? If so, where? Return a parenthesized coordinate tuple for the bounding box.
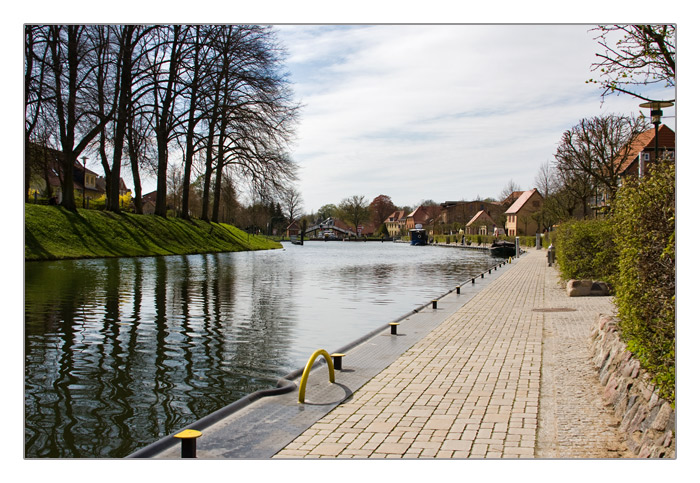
(25, 204, 281, 261)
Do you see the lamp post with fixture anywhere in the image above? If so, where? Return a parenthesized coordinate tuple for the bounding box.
(639, 101, 674, 165)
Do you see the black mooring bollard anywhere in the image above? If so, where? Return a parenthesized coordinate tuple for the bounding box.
(472, 278, 475, 284)
(456, 286, 460, 294)
(174, 429, 202, 458)
(331, 353, 345, 371)
(432, 300, 438, 309)
(389, 322, 400, 335)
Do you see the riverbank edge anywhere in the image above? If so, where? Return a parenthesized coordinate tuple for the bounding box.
(24, 204, 282, 262)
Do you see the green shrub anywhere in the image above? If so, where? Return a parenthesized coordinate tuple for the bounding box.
(612, 161, 675, 403)
(555, 218, 617, 283)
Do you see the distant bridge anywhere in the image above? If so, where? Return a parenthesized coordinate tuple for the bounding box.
(306, 217, 357, 237)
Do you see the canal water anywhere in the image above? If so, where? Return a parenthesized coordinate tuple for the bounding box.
(25, 241, 497, 458)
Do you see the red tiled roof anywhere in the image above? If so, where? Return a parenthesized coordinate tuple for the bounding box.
(505, 189, 540, 214)
(618, 124, 675, 173)
(384, 210, 406, 224)
(142, 190, 158, 202)
(407, 206, 431, 223)
(500, 191, 524, 206)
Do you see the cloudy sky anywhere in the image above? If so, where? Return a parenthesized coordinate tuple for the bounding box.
(272, 24, 676, 213)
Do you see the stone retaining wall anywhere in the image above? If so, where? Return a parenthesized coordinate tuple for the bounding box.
(589, 315, 675, 458)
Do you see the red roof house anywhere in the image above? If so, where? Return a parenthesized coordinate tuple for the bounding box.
(504, 189, 544, 237)
(618, 124, 675, 178)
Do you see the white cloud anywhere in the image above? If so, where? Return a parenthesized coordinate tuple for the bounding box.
(274, 24, 679, 212)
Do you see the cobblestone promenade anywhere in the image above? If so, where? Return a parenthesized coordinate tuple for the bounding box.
(274, 251, 633, 458)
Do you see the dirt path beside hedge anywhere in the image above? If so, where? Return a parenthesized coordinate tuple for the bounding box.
(536, 257, 634, 458)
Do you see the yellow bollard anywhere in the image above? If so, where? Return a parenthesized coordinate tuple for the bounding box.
(174, 429, 202, 458)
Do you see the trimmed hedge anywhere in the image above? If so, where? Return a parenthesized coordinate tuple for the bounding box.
(612, 161, 675, 402)
(554, 218, 617, 284)
(553, 161, 675, 403)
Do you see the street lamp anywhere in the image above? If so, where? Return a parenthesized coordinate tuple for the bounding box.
(639, 101, 674, 164)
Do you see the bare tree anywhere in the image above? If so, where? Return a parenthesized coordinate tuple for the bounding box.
(554, 114, 648, 203)
(209, 26, 299, 223)
(281, 187, 303, 225)
(552, 159, 595, 219)
(26, 24, 299, 222)
(195, 26, 298, 223)
(35, 25, 116, 211)
(25, 25, 52, 202)
(534, 162, 556, 230)
(339, 195, 369, 236)
(588, 25, 675, 102)
(179, 25, 217, 219)
(499, 179, 521, 203)
(145, 25, 187, 217)
(126, 109, 154, 214)
(91, 25, 144, 213)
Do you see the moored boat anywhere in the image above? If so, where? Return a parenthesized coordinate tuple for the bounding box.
(409, 228, 428, 246)
(489, 240, 516, 257)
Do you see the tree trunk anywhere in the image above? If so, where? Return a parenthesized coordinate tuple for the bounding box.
(211, 159, 223, 223)
(153, 25, 182, 218)
(99, 131, 112, 207)
(154, 137, 169, 217)
(127, 122, 143, 214)
(24, 135, 32, 203)
(180, 26, 202, 220)
(200, 136, 214, 221)
(107, 27, 135, 213)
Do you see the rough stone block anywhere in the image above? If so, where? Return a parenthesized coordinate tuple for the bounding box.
(590, 314, 675, 458)
(566, 279, 592, 296)
(650, 402, 673, 432)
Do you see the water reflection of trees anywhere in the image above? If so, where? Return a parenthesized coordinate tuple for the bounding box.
(24, 253, 295, 458)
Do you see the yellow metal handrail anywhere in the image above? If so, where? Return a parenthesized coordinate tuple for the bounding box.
(298, 349, 335, 403)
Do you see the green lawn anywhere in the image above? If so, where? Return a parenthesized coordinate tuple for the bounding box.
(25, 204, 281, 261)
